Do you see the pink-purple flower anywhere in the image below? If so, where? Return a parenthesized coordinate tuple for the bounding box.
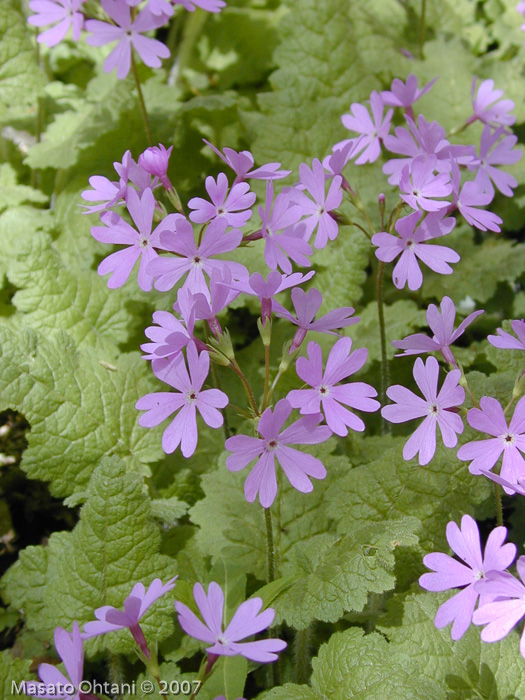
(138, 144, 173, 190)
(470, 126, 521, 198)
(451, 166, 502, 233)
(470, 77, 516, 128)
(175, 582, 286, 662)
(381, 356, 465, 465)
(174, 0, 226, 12)
(341, 91, 393, 164)
(82, 577, 177, 658)
(457, 395, 525, 492)
(399, 155, 453, 212)
(488, 319, 525, 351)
(225, 399, 331, 508)
(287, 338, 380, 435)
(136, 342, 228, 457)
(85, 0, 170, 79)
(372, 210, 459, 291)
(28, 0, 85, 47)
(203, 140, 290, 184)
(91, 187, 177, 291)
(392, 296, 483, 366)
(419, 515, 516, 640)
(381, 75, 437, 111)
(188, 173, 256, 227)
(473, 556, 525, 657)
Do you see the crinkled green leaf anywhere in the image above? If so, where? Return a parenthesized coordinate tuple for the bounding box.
(151, 497, 190, 527)
(0, 164, 47, 212)
(0, 326, 164, 498)
(2, 458, 176, 655)
(0, 651, 34, 700)
(264, 628, 442, 700)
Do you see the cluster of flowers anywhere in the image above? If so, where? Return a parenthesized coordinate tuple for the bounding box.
(28, 0, 225, 78)
(22, 577, 284, 699)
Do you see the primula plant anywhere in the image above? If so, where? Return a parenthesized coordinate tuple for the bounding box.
(3, 1, 525, 699)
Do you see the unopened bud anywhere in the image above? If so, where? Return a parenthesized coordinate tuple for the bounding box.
(378, 193, 386, 218)
(207, 346, 231, 367)
(257, 317, 272, 346)
(153, 201, 168, 223)
(513, 367, 525, 399)
(279, 341, 299, 372)
(329, 209, 351, 226)
(209, 329, 235, 362)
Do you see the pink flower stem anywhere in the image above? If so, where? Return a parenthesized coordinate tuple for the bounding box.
(130, 50, 153, 146)
(493, 481, 503, 527)
(229, 359, 260, 416)
(203, 325, 231, 438)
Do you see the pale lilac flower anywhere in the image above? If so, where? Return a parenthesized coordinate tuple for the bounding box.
(470, 126, 521, 198)
(147, 216, 247, 299)
(457, 395, 525, 492)
(203, 140, 290, 184)
(381, 356, 465, 465)
(28, 0, 85, 47)
(341, 91, 393, 164)
(322, 139, 361, 191)
(136, 342, 228, 457)
(272, 288, 358, 353)
(144, 0, 174, 17)
(392, 296, 484, 366)
(381, 75, 438, 112)
(91, 188, 177, 291)
(175, 582, 286, 662)
(192, 269, 240, 337)
(115, 149, 160, 196)
(470, 78, 516, 128)
(451, 166, 502, 232)
(225, 399, 331, 507)
(419, 515, 516, 640)
(257, 181, 312, 274)
(372, 210, 460, 291)
(287, 338, 380, 435)
(188, 173, 256, 227)
(85, 0, 170, 80)
(231, 270, 315, 323)
(81, 175, 127, 215)
(473, 556, 525, 657)
(82, 577, 177, 658)
(480, 469, 525, 496)
(488, 319, 525, 351)
(22, 623, 86, 700)
(174, 0, 226, 12)
(288, 159, 343, 249)
(399, 155, 452, 212)
(138, 144, 173, 190)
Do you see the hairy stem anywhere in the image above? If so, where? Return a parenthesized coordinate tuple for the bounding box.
(264, 507, 276, 583)
(493, 481, 503, 527)
(294, 625, 314, 684)
(262, 344, 271, 411)
(230, 359, 260, 416)
(131, 51, 153, 146)
(376, 261, 389, 430)
(419, 0, 427, 59)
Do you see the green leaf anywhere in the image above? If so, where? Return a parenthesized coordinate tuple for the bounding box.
(264, 627, 442, 700)
(274, 517, 420, 629)
(0, 326, 164, 498)
(380, 590, 525, 699)
(0, 651, 34, 700)
(151, 497, 189, 527)
(2, 457, 176, 655)
(7, 232, 135, 356)
(0, 1, 46, 123)
(0, 164, 47, 212)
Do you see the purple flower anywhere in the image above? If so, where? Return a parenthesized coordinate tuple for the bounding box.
(145, 0, 174, 17)
(392, 296, 483, 366)
(419, 515, 516, 640)
(287, 338, 380, 435)
(138, 144, 173, 190)
(470, 77, 516, 127)
(147, 216, 247, 298)
(203, 140, 290, 184)
(174, 0, 226, 12)
(322, 139, 361, 190)
(175, 582, 286, 662)
(381, 75, 438, 110)
(188, 173, 256, 228)
(341, 91, 393, 164)
(457, 395, 525, 492)
(225, 399, 331, 507)
(192, 269, 240, 337)
(488, 319, 525, 351)
(28, 0, 85, 47)
(136, 342, 228, 457)
(22, 623, 86, 700)
(288, 159, 343, 248)
(399, 155, 452, 212)
(473, 556, 525, 657)
(451, 166, 502, 232)
(81, 175, 127, 215)
(231, 270, 315, 323)
(470, 126, 521, 198)
(381, 356, 465, 465)
(257, 181, 312, 274)
(82, 577, 177, 658)
(272, 287, 358, 353)
(91, 188, 177, 291)
(85, 0, 170, 80)
(372, 210, 459, 291)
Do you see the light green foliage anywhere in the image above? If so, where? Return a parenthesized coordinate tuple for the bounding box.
(7, 232, 135, 356)
(274, 517, 420, 629)
(0, 652, 34, 700)
(380, 591, 525, 699)
(0, 164, 47, 212)
(2, 458, 176, 655)
(264, 627, 442, 700)
(151, 497, 190, 526)
(0, 1, 46, 123)
(0, 326, 164, 498)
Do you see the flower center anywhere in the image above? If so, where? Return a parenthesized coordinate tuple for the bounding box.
(217, 207, 226, 215)
(187, 391, 198, 403)
(502, 432, 516, 447)
(216, 635, 229, 645)
(316, 205, 326, 217)
(140, 237, 149, 248)
(318, 385, 330, 397)
(412, 188, 421, 198)
(266, 439, 279, 452)
(192, 256, 203, 267)
(429, 403, 439, 416)
(405, 239, 415, 249)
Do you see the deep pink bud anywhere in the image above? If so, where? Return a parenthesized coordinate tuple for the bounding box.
(139, 144, 173, 190)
